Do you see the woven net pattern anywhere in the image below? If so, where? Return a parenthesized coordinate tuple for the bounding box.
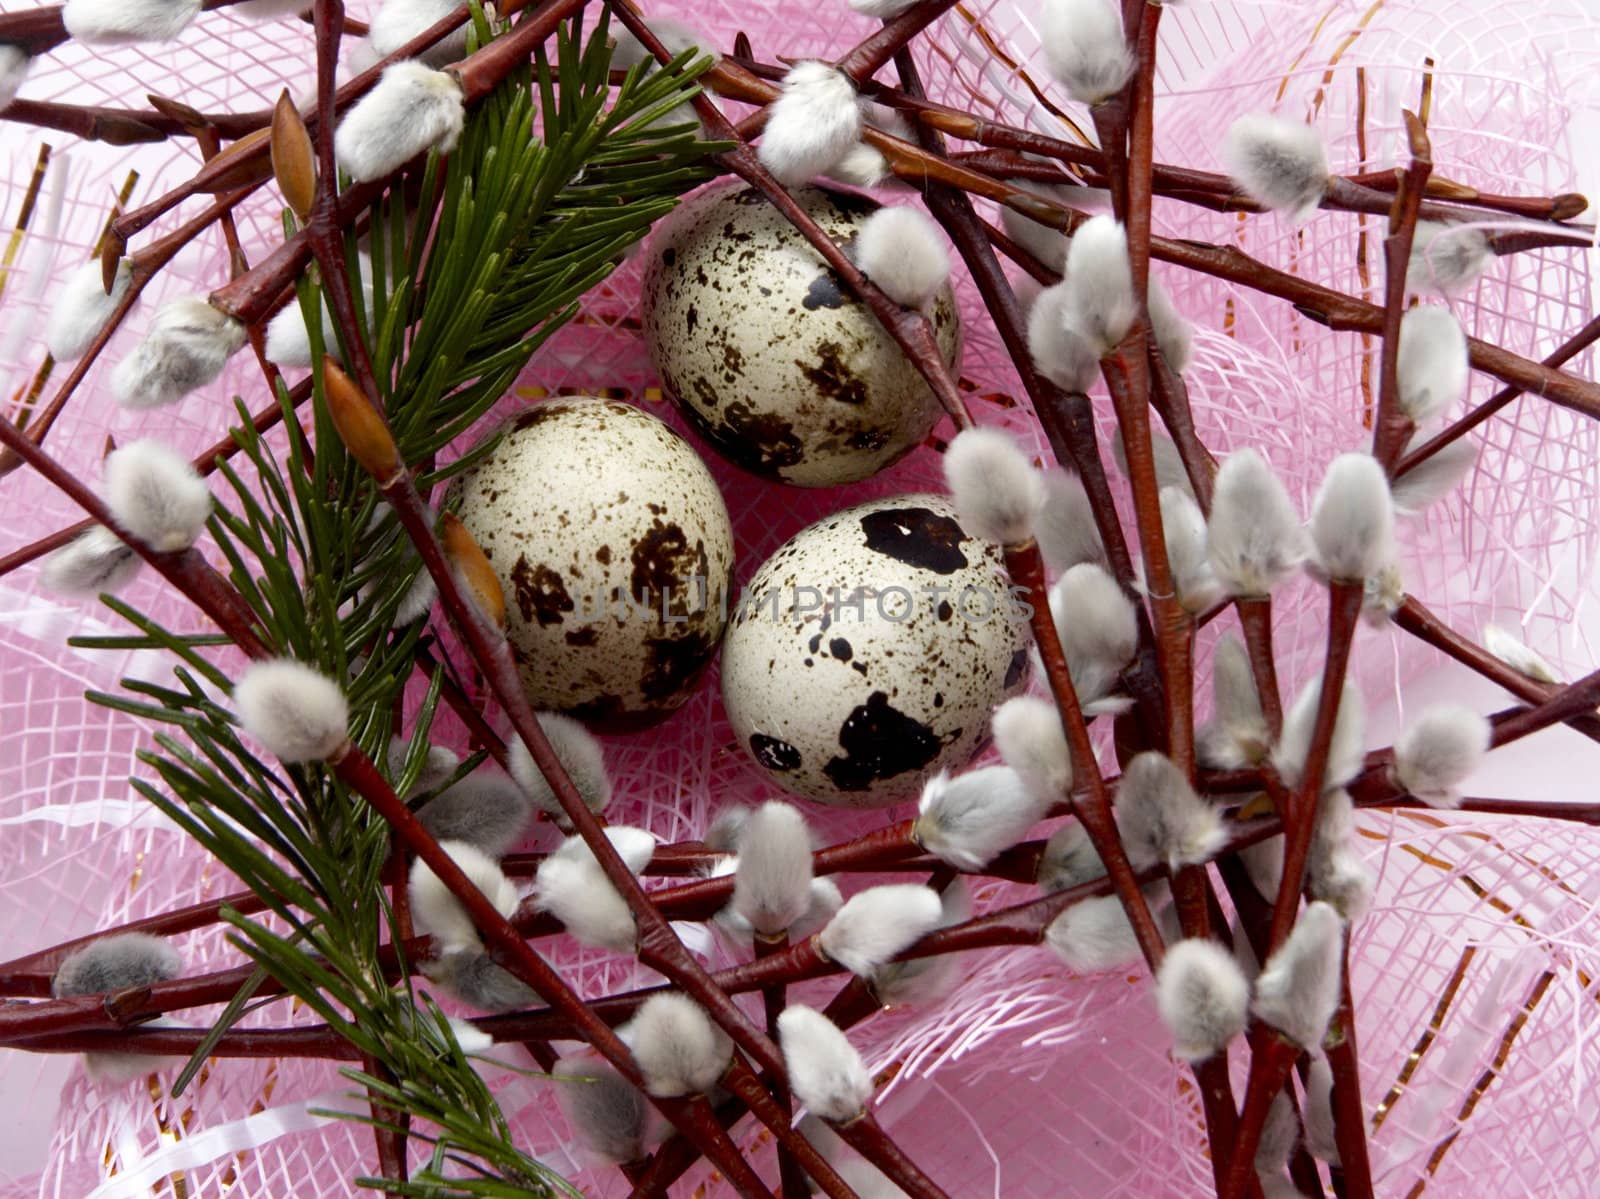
(1, 0, 1598, 1195)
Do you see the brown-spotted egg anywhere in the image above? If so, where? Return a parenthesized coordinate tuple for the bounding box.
(721, 494, 1031, 807)
(450, 397, 734, 728)
(641, 181, 962, 487)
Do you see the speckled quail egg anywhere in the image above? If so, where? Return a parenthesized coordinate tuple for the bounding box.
(641, 181, 962, 487)
(450, 397, 735, 727)
(721, 494, 1031, 807)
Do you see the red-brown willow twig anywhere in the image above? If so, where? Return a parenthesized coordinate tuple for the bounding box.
(0, 394, 782, 1199)
(0, 381, 312, 572)
(1266, 115, 1438, 1199)
(1004, 537, 1167, 968)
(1371, 112, 1433, 471)
(0, 184, 259, 476)
(1391, 596, 1600, 742)
(10, 3, 1600, 1195)
(320, 359, 890, 1199)
(1396, 311, 1600, 474)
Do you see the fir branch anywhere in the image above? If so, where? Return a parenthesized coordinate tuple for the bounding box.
(54, 11, 722, 1195)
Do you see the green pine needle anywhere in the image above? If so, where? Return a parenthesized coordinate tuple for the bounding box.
(76, 10, 722, 1194)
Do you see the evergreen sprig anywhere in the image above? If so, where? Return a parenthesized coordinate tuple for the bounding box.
(68, 11, 722, 1194)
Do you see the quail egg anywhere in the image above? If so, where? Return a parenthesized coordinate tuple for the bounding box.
(721, 494, 1030, 806)
(450, 397, 735, 727)
(642, 181, 962, 487)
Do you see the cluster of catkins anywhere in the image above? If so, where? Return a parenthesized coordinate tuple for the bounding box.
(23, 0, 1553, 1190)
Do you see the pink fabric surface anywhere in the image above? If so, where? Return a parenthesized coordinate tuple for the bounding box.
(1, 0, 1598, 1194)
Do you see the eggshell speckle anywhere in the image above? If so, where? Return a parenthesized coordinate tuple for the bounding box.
(642, 181, 962, 487)
(721, 494, 1031, 807)
(450, 398, 734, 727)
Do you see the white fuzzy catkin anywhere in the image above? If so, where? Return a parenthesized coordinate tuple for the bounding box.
(47, 257, 133, 362)
(1037, 821, 1105, 893)
(915, 765, 1048, 870)
(991, 695, 1073, 802)
(554, 825, 657, 873)
(265, 256, 372, 368)
(848, 0, 920, 14)
(703, 805, 751, 853)
(1115, 751, 1225, 871)
(53, 934, 184, 1085)
(871, 879, 969, 1008)
(102, 440, 211, 553)
(793, 877, 844, 941)
(41, 525, 142, 595)
(1241, 835, 1285, 903)
(1197, 636, 1270, 770)
(232, 0, 312, 18)
(53, 933, 181, 997)
(610, 16, 705, 69)
(1113, 427, 1194, 500)
(829, 142, 891, 189)
(1309, 845, 1374, 922)
(818, 884, 943, 978)
(1156, 938, 1250, 1061)
(408, 840, 520, 953)
(334, 61, 465, 184)
(1303, 1054, 1340, 1163)
(1000, 177, 1071, 267)
(1221, 114, 1329, 222)
(1039, 0, 1133, 104)
(429, 948, 538, 1013)
(1160, 486, 1224, 613)
(1045, 894, 1142, 972)
(853, 206, 950, 309)
(732, 800, 814, 937)
(1392, 704, 1490, 808)
(63, 0, 200, 43)
(1063, 215, 1137, 351)
(393, 564, 439, 625)
(112, 297, 246, 410)
(366, 0, 469, 64)
(0, 46, 30, 108)
(719, 868, 835, 950)
(1253, 901, 1344, 1049)
(942, 426, 1046, 546)
(1273, 677, 1365, 794)
(1310, 452, 1394, 582)
(1310, 787, 1355, 861)
(1361, 559, 1404, 628)
(1207, 449, 1306, 597)
(1035, 466, 1105, 574)
(1259, 1176, 1308, 1199)
(1256, 1091, 1299, 1174)
(777, 1005, 872, 1122)
(1397, 305, 1469, 425)
(507, 712, 612, 821)
(232, 658, 349, 763)
(443, 1015, 493, 1056)
(798, 1118, 911, 1197)
(758, 62, 861, 185)
(553, 1053, 650, 1165)
(1027, 282, 1101, 393)
(618, 993, 732, 1097)
(1409, 220, 1492, 295)
(825, 99, 915, 185)
(1391, 436, 1477, 516)
(1147, 276, 1194, 372)
(1484, 624, 1560, 684)
(534, 827, 654, 952)
(417, 772, 535, 857)
(1050, 562, 1139, 708)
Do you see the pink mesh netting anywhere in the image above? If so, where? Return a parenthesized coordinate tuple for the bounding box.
(2, 0, 1599, 1195)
